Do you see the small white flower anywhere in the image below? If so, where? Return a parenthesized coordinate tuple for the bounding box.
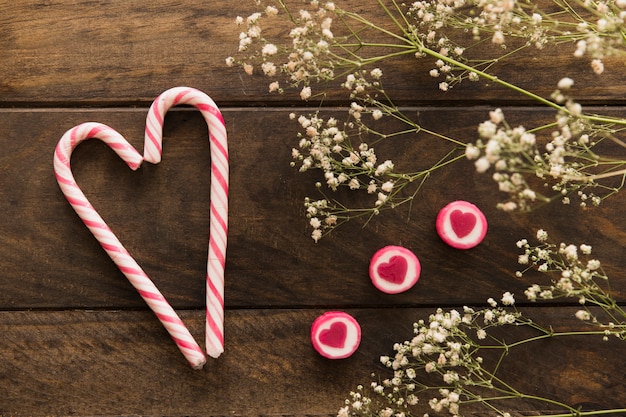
(580, 244, 592, 255)
(268, 81, 280, 93)
(246, 12, 262, 24)
(489, 108, 504, 124)
(381, 181, 394, 192)
(474, 157, 490, 173)
(492, 31, 505, 45)
(557, 77, 574, 90)
(262, 43, 278, 56)
(501, 292, 515, 306)
(562, 244, 578, 260)
(261, 61, 277, 76)
(265, 5, 279, 16)
(587, 259, 601, 270)
(536, 229, 548, 241)
(591, 59, 604, 75)
(375, 192, 388, 206)
(300, 86, 312, 100)
(575, 310, 591, 321)
(338, 406, 350, 417)
(465, 144, 480, 159)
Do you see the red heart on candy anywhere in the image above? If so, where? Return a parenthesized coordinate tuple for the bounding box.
(450, 210, 476, 238)
(378, 256, 408, 284)
(319, 322, 347, 348)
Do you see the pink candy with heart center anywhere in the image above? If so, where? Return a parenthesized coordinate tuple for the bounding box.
(311, 311, 361, 359)
(369, 246, 421, 294)
(436, 200, 488, 249)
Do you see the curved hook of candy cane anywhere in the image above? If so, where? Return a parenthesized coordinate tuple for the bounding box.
(144, 87, 228, 359)
(53, 122, 207, 369)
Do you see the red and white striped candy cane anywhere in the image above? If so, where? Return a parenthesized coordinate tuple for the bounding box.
(54, 122, 207, 369)
(144, 87, 228, 359)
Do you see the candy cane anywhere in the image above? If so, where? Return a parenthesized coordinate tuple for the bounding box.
(53, 122, 207, 369)
(144, 87, 228, 359)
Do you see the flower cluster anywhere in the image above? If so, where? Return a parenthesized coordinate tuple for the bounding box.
(292, 68, 466, 240)
(466, 80, 626, 211)
(336, 294, 623, 417)
(228, 1, 626, 238)
(517, 229, 626, 339)
(228, 0, 340, 94)
(408, 0, 626, 79)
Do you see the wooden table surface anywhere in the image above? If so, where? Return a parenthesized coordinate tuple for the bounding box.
(1, 1, 626, 416)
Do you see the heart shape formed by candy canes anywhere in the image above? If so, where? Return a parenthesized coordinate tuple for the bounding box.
(53, 87, 228, 369)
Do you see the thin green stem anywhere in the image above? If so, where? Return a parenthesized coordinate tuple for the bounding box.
(481, 330, 610, 350)
(539, 408, 626, 417)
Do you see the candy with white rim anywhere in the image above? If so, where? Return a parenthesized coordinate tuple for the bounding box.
(436, 200, 488, 249)
(311, 311, 361, 359)
(369, 246, 421, 294)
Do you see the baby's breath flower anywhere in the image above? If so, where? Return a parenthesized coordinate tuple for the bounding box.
(575, 310, 591, 321)
(557, 77, 574, 89)
(229, 0, 626, 240)
(300, 86, 312, 100)
(501, 292, 515, 306)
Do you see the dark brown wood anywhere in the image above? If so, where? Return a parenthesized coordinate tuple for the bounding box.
(2, 0, 626, 415)
(0, 308, 624, 415)
(0, 1, 624, 106)
(3, 107, 626, 311)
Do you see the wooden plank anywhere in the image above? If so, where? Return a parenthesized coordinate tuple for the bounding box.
(0, 1, 624, 106)
(0, 307, 623, 416)
(1, 107, 626, 309)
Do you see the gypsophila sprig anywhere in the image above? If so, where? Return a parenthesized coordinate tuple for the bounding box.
(289, 66, 469, 240)
(467, 81, 626, 211)
(517, 229, 626, 339)
(339, 295, 626, 417)
(229, 0, 626, 238)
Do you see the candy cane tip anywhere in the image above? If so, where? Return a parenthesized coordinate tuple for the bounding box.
(128, 159, 143, 171)
(191, 360, 206, 370)
(206, 348, 223, 359)
(142, 151, 162, 164)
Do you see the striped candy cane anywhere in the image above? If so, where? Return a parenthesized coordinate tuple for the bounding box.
(54, 122, 207, 369)
(144, 87, 228, 359)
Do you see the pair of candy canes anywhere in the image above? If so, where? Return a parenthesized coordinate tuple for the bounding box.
(54, 87, 227, 370)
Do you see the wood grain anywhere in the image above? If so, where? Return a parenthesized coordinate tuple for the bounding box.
(0, 308, 624, 416)
(2, 0, 626, 415)
(0, 1, 624, 106)
(2, 107, 626, 311)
